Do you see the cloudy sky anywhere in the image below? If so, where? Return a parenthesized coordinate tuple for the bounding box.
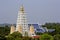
(0, 0, 60, 24)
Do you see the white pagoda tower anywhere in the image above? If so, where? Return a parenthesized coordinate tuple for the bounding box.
(16, 5, 29, 36)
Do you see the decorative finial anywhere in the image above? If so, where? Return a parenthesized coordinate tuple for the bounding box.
(20, 5, 24, 13)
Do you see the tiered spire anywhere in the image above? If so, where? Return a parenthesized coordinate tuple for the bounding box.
(16, 5, 29, 36)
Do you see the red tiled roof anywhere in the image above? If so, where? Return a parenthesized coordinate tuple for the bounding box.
(32, 35, 40, 38)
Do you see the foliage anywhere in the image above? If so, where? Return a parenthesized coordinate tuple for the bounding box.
(22, 36, 30, 40)
(0, 25, 10, 35)
(0, 34, 6, 40)
(6, 32, 22, 40)
(40, 34, 54, 40)
(54, 34, 60, 40)
(42, 23, 60, 35)
(0, 25, 10, 40)
(6, 32, 37, 40)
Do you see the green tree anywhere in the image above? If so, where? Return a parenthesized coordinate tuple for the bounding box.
(6, 32, 22, 40)
(0, 26, 10, 40)
(4, 25, 10, 35)
(54, 34, 60, 40)
(42, 23, 60, 35)
(0, 34, 6, 40)
(40, 34, 54, 40)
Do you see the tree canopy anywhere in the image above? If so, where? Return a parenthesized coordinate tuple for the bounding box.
(42, 23, 60, 35)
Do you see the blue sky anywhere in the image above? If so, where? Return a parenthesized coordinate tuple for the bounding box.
(0, 0, 60, 24)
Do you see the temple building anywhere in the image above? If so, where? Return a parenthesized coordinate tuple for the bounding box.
(10, 5, 36, 37)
